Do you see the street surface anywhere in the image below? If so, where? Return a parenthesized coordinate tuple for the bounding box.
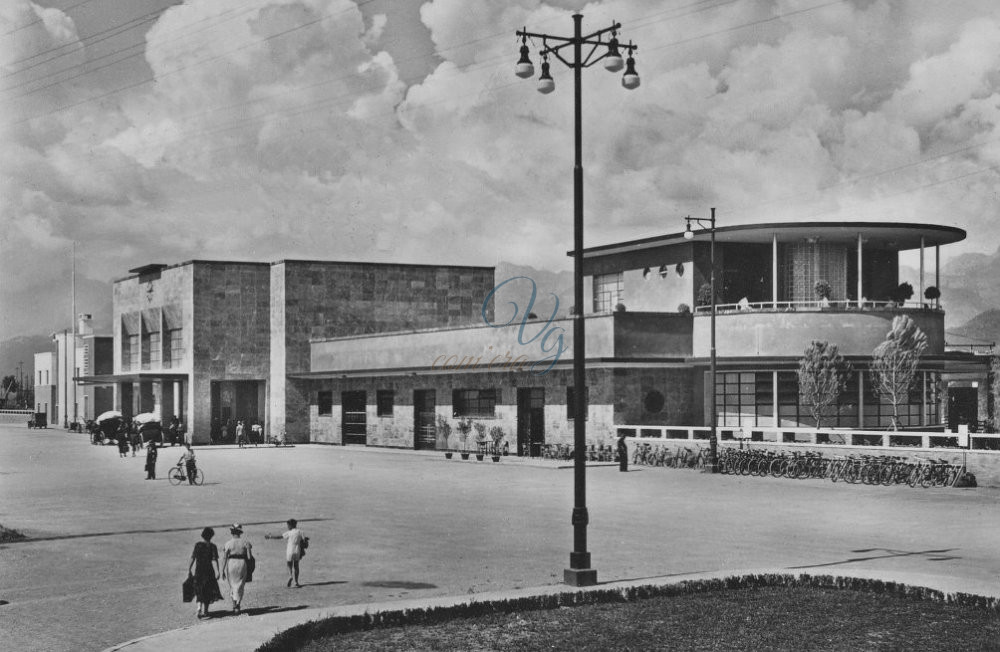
(1, 425, 998, 652)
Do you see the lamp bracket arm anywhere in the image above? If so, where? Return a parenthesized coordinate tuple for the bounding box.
(550, 49, 574, 69)
(517, 29, 573, 44)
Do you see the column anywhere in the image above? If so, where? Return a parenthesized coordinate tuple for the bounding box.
(857, 233, 863, 308)
(772, 371, 779, 428)
(771, 233, 778, 308)
(857, 370, 865, 428)
(919, 236, 925, 306)
(174, 381, 181, 421)
(935, 245, 940, 309)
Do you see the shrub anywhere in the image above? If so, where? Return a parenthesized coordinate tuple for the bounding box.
(677, 303, 691, 314)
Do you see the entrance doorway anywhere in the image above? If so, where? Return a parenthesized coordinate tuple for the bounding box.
(413, 389, 436, 450)
(948, 387, 979, 432)
(517, 387, 545, 457)
(342, 390, 367, 445)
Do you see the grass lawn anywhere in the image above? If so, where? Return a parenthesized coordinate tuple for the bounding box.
(285, 586, 1000, 651)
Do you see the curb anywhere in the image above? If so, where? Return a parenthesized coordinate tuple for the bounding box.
(101, 568, 1000, 652)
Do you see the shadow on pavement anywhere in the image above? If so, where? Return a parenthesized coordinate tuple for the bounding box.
(8, 518, 335, 544)
(787, 548, 960, 570)
(302, 580, 348, 587)
(362, 581, 438, 590)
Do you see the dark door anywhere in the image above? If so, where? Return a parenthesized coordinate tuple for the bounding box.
(414, 390, 436, 450)
(948, 387, 979, 432)
(517, 387, 545, 457)
(342, 391, 367, 445)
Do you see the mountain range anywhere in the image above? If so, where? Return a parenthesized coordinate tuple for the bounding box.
(4, 249, 998, 383)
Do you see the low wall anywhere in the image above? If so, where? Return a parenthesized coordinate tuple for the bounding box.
(0, 410, 34, 426)
(623, 437, 1000, 488)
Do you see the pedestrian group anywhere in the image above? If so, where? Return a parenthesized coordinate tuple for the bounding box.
(185, 520, 308, 618)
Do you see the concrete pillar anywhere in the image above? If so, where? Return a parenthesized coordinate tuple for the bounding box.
(935, 245, 940, 309)
(173, 381, 181, 421)
(919, 236, 925, 306)
(857, 233, 863, 308)
(858, 370, 865, 428)
(772, 371, 779, 427)
(772, 233, 778, 308)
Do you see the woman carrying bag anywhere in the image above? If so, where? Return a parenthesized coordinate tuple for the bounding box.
(221, 523, 254, 614)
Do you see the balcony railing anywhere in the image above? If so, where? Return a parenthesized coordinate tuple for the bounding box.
(694, 299, 941, 314)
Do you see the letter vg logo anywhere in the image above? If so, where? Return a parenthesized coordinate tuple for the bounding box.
(481, 276, 568, 375)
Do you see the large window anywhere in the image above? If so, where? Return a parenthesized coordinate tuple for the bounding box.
(123, 334, 140, 372)
(143, 331, 160, 369)
(718, 372, 771, 427)
(166, 328, 183, 368)
(452, 389, 497, 417)
(377, 390, 394, 417)
(593, 272, 623, 313)
(318, 391, 333, 416)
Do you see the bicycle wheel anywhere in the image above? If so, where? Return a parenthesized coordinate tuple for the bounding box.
(192, 468, 204, 485)
(168, 467, 183, 486)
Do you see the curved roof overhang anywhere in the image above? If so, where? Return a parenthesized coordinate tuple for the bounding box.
(573, 222, 965, 260)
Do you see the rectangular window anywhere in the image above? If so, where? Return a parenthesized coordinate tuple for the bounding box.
(318, 391, 333, 416)
(124, 334, 140, 372)
(45, 370, 49, 384)
(452, 389, 497, 417)
(593, 272, 623, 313)
(377, 390, 394, 417)
(165, 328, 183, 368)
(143, 331, 160, 369)
(566, 385, 589, 420)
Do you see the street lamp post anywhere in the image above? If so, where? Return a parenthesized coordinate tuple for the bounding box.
(515, 14, 639, 587)
(684, 208, 718, 473)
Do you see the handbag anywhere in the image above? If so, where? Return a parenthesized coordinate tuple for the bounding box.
(182, 575, 195, 603)
(300, 536, 309, 558)
(246, 556, 256, 583)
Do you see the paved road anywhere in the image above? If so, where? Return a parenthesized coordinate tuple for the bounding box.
(1, 425, 998, 652)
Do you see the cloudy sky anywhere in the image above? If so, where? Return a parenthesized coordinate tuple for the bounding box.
(3, 0, 1000, 337)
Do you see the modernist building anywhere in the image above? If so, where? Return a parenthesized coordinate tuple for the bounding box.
(301, 222, 989, 454)
(35, 315, 114, 427)
(88, 259, 494, 443)
(84, 221, 988, 451)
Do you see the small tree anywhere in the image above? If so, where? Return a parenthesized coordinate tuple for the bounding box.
(989, 356, 1000, 433)
(696, 282, 714, 306)
(894, 282, 914, 304)
(436, 415, 452, 450)
(455, 417, 472, 450)
(814, 280, 832, 301)
(871, 315, 927, 430)
(798, 341, 850, 428)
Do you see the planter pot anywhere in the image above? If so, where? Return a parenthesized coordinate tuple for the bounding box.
(460, 453, 470, 460)
(475, 454, 484, 461)
(491, 456, 500, 462)
(445, 452, 453, 459)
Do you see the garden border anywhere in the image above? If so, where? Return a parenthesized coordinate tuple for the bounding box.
(255, 572, 1000, 652)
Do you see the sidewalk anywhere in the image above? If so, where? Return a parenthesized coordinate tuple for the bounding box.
(102, 568, 1000, 652)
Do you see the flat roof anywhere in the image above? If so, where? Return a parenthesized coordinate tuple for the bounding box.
(115, 259, 494, 283)
(573, 222, 966, 258)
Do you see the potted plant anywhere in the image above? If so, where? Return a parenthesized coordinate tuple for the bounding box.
(437, 415, 453, 459)
(473, 422, 487, 461)
(488, 425, 505, 462)
(456, 418, 472, 460)
(924, 286, 940, 307)
(814, 280, 831, 307)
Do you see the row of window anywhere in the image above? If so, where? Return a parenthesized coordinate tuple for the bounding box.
(317, 387, 590, 419)
(121, 328, 184, 371)
(717, 371, 940, 428)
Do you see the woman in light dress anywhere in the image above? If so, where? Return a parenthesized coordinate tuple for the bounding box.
(266, 518, 305, 588)
(221, 523, 254, 614)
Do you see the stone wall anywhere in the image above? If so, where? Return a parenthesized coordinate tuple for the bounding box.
(274, 261, 494, 441)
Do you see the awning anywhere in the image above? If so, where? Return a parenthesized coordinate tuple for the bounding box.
(75, 372, 188, 385)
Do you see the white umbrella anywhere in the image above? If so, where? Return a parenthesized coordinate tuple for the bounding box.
(96, 410, 123, 423)
(133, 412, 161, 425)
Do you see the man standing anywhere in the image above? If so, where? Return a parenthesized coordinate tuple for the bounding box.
(145, 441, 158, 479)
(617, 433, 628, 472)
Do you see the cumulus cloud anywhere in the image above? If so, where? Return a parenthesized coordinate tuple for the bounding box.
(4, 0, 1000, 336)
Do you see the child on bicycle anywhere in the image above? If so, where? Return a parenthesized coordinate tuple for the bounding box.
(178, 443, 197, 485)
